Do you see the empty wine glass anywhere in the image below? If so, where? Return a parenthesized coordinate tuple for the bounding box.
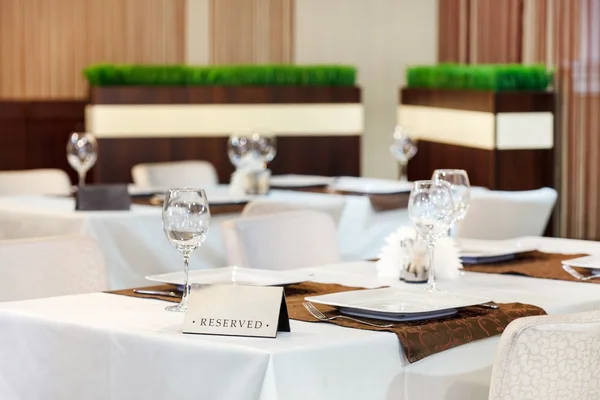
(66, 132, 98, 186)
(432, 169, 471, 227)
(408, 180, 454, 291)
(251, 130, 277, 166)
(227, 134, 252, 168)
(162, 188, 211, 312)
(390, 126, 418, 182)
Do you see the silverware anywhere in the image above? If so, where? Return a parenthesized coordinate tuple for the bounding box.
(475, 302, 499, 309)
(303, 302, 393, 328)
(133, 289, 181, 298)
(562, 265, 600, 281)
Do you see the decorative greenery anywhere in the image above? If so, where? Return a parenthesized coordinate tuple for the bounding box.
(83, 64, 357, 86)
(406, 64, 553, 91)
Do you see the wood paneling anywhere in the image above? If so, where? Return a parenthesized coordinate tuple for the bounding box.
(0, 101, 85, 182)
(209, 0, 294, 64)
(401, 88, 555, 113)
(0, 0, 185, 99)
(94, 136, 360, 184)
(90, 86, 361, 105)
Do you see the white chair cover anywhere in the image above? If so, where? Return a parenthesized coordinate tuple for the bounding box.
(131, 160, 219, 189)
(0, 235, 108, 301)
(489, 310, 600, 400)
(242, 196, 346, 226)
(221, 210, 340, 270)
(456, 187, 557, 240)
(0, 169, 71, 196)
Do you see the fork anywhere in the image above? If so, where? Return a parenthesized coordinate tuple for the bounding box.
(303, 302, 393, 328)
(562, 265, 600, 281)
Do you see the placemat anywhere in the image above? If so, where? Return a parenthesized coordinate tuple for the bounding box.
(108, 282, 546, 363)
(464, 251, 594, 283)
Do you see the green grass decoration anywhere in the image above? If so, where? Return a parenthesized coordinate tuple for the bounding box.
(406, 64, 553, 91)
(83, 64, 357, 86)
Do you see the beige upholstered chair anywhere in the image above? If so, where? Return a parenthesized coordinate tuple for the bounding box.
(456, 188, 557, 240)
(221, 210, 340, 270)
(489, 310, 600, 400)
(0, 169, 71, 196)
(131, 160, 219, 189)
(0, 236, 108, 301)
(242, 196, 346, 226)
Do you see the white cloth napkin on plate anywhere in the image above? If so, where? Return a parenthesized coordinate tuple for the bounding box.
(377, 226, 462, 281)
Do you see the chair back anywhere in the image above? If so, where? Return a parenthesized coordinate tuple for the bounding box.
(489, 310, 600, 400)
(0, 169, 71, 196)
(131, 160, 218, 189)
(456, 187, 557, 239)
(221, 210, 340, 270)
(242, 196, 346, 226)
(0, 236, 108, 301)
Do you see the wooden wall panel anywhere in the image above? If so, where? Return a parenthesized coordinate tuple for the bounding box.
(0, 0, 185, 99)
(209, 0, 294, 64)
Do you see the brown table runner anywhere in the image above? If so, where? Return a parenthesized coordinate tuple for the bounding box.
(108, 281, 546, 363)
(131, 195, 246, 215)
(464, 251, 595, 283)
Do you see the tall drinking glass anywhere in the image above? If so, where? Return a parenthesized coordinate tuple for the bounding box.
(162, 188, 211, 312)
(432, 169, 471, 228)
(408, 180, 454, 291)
(66, 132, 98, 186)
(389, 126, 417, 182)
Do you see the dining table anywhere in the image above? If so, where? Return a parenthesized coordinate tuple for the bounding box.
(1, 236, 599, 400)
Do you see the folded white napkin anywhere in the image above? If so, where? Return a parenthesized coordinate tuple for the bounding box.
(377, 226, 462, 281)
(229, 155, 266, 196)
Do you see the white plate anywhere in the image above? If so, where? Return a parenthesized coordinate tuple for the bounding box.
(458, 239, 538, 258)
(204, 186, 255, 205)
(270, 174, 333, 188)
(146, 266, 313, 286)
(329, 177, 412, 195)
(305, 287, 491, 315)
(562, 256, 600, 271)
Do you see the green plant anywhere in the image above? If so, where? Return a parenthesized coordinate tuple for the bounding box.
(406, 64, 553, 91)
(83, 64, 357, 86)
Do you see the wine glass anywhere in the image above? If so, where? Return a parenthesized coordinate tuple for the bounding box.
(162, 188, 211, 312)
(408, 180, 454, 291)
(390, 126, 417, 182)
(66, 132, 98, 186)
(251, 130, 277, 166)
(432, 169, 471, 227)
(227, 133, 252, 168)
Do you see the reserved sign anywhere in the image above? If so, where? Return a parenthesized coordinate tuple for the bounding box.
(182, 284, 290, 338)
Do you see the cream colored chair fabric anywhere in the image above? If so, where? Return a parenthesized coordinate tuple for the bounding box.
(221, 210, 340, 270)
(489, 310, 600, 400)
(0, 169, 71, 196)
(0, 236, 108, 301)
(456, 188, 557, 240)
(242, 196, 346, 226)
(131, 160, 219, 189)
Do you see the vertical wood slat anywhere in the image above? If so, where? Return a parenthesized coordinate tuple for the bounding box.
(0, 0, 186, 99)
(209, 0, 294, 65)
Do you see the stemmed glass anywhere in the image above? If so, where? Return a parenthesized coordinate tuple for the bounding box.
(432, 169, 471, 231)
(390, 126, 417, 182)
(408, 180, 454, 291)
(227, 131, 277, 169)
(162, 188, 211, 312)
(227, 134, 252, 168)
(66, 132, 98, 186)
(251, 130, 277, 167)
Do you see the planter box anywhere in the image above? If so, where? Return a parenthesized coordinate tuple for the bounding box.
(87, 86, 363, 183)
(398, 87, 555, 191)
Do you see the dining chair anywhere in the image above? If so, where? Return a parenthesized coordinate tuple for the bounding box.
(455, 187, 557, 240)
(489, 310, 600, 400)
(220, 210, 340, 270)
(0, 235, 108, 301)
(131, 160, 219, 189)
(0, 169, 72, 196)
(242, 196, 346, 226)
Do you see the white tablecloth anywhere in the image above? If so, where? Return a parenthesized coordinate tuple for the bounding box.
(1, 237, 600, 400)
(0, 190, 408, 289)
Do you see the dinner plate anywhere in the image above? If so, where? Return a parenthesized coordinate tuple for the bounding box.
(270, 174, 333, 188)
(561, 255, 600, 271)
(146, 266, 313, 286)
(305, 287, 491, 317)
(458, 239, 538, 264)
(329, 177, 412, 195)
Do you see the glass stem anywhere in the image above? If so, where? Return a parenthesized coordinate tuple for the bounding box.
(78, 171, 86, 187)
(427, 240, 436, 290)
(181, 253, 191, 306)
(399, 162, 408, 182)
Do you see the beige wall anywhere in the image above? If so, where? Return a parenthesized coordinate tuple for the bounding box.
(185, 0, 210, 65)
(295, 0, 438, 179)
